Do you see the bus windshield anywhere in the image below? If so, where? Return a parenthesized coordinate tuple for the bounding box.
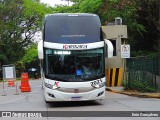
(45, 48, 104, 82)
(44, 15, 102, 44)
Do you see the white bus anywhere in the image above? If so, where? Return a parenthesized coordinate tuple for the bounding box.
(38, 13, 113, 102)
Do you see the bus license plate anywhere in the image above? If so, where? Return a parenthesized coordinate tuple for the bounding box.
(71, 96, 82, 101)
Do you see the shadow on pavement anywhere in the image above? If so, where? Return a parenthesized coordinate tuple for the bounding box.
(47, 100, 102, 108)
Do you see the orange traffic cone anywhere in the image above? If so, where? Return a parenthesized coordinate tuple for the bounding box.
(8, 80, 15, 87)
(20, 72, 31, 92)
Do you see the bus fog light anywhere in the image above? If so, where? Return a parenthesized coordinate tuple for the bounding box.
(47, 93, 55, 98)
(97, 91, 104, 97)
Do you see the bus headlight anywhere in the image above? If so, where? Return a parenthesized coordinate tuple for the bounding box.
(92, 82, 106, 88)
(45, 83, 53, 89)
(45, 83, 59, 90)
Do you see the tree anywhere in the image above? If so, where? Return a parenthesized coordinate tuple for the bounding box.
(130, 1, 160, 77)
(22, 44, 38, 65)
(0, 0, 53, 66)
(131, 0, 159, 52)
(79, 0, 103, 14)
(0, 0, 26, 65)
(21, 43, 39, 76)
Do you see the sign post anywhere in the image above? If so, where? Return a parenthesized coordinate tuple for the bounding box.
(2, 64, 19, 95)
(121, 44, 130, 88)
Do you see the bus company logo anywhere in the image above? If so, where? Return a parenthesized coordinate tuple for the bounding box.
(63, 45, 87, 49)
(74, 89, 79, 93)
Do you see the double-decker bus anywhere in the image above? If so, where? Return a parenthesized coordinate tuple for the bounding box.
(38, 13, 113, 102)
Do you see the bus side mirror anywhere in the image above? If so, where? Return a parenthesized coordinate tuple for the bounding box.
(104, 39, 113, 58)
(38, 40, 44, 59)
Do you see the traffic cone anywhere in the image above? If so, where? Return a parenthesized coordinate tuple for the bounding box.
(20, 72, 31, 92)
(8, 80, 15, 87)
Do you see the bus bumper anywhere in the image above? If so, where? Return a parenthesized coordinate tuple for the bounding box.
(44, 87, 105, 102)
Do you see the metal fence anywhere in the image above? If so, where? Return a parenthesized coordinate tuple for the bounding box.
(125, 56, 160, 91)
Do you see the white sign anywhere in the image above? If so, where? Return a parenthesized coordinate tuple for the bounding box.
(121, 44, 130, 58)
(5, 67, 14, 79)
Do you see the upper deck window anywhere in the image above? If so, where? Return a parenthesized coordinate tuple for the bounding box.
(44, 15, 102, 44)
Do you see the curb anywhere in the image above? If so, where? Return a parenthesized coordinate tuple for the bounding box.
(106, 88, 160, 99)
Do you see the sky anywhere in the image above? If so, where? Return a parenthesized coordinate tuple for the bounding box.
(40, 0, 73, 7)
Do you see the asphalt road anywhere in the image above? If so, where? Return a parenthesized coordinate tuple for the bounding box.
(0, 79, 160, 120)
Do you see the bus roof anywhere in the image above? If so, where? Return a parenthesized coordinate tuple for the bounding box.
(45, 13, 98, 19)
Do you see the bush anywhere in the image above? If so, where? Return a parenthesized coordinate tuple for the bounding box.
(121, 80, 128, 89)
(127, 80, 156, 92)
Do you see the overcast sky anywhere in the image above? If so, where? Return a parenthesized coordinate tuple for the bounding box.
(40, 0, 73, 7)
